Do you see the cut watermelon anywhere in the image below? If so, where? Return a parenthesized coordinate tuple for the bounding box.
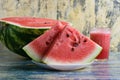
(43, 26, 102, 66)
(1, 17, 68, 28)
(0, 17, 69, 58)
(23, 22, 65, 61)
(23, 23, 102, 69)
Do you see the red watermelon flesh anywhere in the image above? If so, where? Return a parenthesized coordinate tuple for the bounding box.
(43, 26, 102, 65)
(23, 22, 65, 62)
(1, 17, 69, 27)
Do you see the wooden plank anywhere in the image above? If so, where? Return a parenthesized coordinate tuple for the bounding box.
(0, 50, 120, 79)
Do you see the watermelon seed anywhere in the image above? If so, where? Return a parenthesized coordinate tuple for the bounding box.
(44, 22, 50, 24)
(78, 40, 80, 43)
(66, 34, 70, 37)
(71, 47, 75, 51)
(46, 41, 50, 45)
(73, 43, 79, 47)
(83, 39, 87, 43)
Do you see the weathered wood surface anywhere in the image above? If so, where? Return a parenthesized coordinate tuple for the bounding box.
(0, 0, 120, 51)
(0, 50, 120, 79)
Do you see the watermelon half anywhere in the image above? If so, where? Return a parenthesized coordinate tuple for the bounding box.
(0, 17, 69, 58)
(23, 24, 102, 70)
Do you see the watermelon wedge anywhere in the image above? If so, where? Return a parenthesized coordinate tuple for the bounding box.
(23, 22, 65, 61)
(43, 26, 102, 66)
(0, 17, 69, 58)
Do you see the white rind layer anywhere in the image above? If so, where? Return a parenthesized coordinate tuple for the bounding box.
(83, 44, 102, 63)
(23, 45, 41, 62)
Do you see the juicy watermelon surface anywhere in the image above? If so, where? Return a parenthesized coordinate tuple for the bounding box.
(0, 17, 68, 58)
(43, 26, 102, 65)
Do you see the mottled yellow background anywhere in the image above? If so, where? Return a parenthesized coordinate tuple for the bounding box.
(0, 0, 120, 52)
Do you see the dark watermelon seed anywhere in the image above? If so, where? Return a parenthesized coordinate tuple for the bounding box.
(44, 22, 50, 24)
(78, 40, 80, 43)
(71, 47, 75, 52)
(66, 34, 70, 37)
(46, 41, 50, 45)
(83, 39, 87, 42)
(73, 43, 79, 47)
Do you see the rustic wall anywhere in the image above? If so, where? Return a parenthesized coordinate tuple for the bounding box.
(0, 0, 120, 52)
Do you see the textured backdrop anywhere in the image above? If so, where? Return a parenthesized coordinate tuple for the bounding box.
(0, 0, 120, 52)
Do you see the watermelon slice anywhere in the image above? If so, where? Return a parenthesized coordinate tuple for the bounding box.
(23, 23, 102, 70)
(43, 26, 102, 67)
(23, 22, 65, 61)
(0, 17, 69, 58)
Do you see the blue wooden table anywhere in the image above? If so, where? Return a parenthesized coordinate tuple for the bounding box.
(0, 49, 120, 80)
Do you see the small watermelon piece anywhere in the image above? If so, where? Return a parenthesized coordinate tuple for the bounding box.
(43, 26, 102, 66)
(0, 17, 69, 58)
(23, 22, 65, 61)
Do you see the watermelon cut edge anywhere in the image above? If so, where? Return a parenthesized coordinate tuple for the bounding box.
(81, 44, 102, 63)
(23, 45, 41, 62)
(0, 20, 52, 29)
(0, 17, 72, 29)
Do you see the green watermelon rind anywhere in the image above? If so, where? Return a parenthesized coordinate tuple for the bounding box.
(0, 21, 50, 57)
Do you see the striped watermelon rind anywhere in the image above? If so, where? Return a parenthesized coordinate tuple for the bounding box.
(0, 21, 50, 58)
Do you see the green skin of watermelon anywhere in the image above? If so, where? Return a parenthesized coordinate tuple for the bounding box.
(0, 21, 48, 58)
